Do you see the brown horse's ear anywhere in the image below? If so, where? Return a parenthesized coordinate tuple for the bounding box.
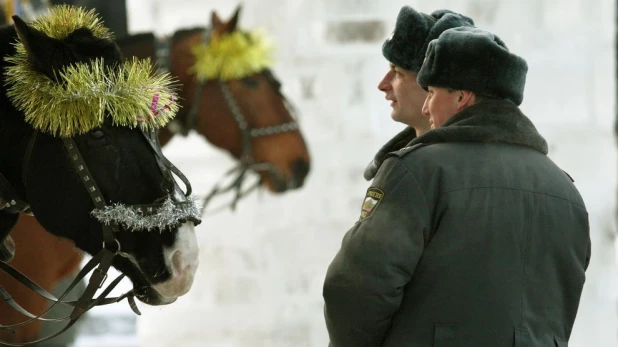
(13, 15, 68, 79)
(211, 11, 224, 28)
(226, 5, 242, 32)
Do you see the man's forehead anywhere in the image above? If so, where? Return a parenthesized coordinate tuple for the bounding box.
(389, 63, 417, 76)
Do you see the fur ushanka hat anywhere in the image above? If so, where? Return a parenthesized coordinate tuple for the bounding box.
(382, 7, 474, 72)
(417, 27, 528, 106)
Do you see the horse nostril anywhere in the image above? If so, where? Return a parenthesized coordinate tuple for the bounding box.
(291, 159, 310, 187)
(171, 250, 184, 275)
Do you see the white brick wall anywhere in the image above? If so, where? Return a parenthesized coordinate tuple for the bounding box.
(121, 1, 618, 346)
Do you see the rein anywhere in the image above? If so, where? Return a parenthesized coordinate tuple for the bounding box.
(0, 126, 196, 345)
(155, 28, 300, 215)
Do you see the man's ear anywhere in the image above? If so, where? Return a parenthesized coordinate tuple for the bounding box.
(456, 90, 476, 110)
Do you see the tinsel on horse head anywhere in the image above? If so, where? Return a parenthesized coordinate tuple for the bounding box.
(190, 29, 274, 81)
(3, 5, 181, 137)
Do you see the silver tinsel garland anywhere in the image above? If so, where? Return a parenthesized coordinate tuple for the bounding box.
(90, 196, 201, 231)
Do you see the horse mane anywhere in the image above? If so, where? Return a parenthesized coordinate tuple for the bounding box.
(115, 32, 155, 46)
(172, 27, 206, 42)
(115, 28, 206, 48)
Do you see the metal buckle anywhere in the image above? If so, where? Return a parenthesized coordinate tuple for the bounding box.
(94, 268, 109, 289)
(102, 238, 121, 254)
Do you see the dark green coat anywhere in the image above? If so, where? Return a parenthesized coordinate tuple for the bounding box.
(323, 100, 591, 347)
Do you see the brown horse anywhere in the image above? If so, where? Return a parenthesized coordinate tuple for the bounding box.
(0, 7, 310, 343)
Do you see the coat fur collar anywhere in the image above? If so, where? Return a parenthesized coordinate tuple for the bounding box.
(411, 99, 547, 153)
(364, 99, 547, 180)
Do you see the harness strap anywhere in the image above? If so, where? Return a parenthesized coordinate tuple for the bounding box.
(0, 251, 104, 321)
(70, 249, 115, 318)
(141, 128, 193, 197)
(0, 250, 129, 318)
(0, 249, 138, 346)
(183, 28, 212, 135)
(0, 272, 126, 346)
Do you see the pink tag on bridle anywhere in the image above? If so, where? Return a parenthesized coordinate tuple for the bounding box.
(138, 92, 176, 123)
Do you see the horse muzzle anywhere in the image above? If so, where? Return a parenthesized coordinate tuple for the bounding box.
(151, 221, 199, 299)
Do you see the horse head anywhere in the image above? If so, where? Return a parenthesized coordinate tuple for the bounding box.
(166, 6, 311, 193)
(0, 7, 200, 306)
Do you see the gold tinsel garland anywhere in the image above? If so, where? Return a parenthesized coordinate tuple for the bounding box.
(190, 29, 274, 81)
(3, 5, 180, 137)
(27, 5, 114, 41)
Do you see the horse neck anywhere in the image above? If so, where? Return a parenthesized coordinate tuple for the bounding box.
(117, 32, 157, 62)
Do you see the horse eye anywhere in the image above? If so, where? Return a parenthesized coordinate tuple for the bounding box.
(89, 130, 105, 139)
(242, 77, 259, 88)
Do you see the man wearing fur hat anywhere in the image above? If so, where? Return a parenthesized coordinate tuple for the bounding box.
(365, 6, 473, 180)
(323, 26, 591, 346)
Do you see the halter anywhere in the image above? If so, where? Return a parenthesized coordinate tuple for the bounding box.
(156, 27, 301, 214)
(0, 125, 199, 346)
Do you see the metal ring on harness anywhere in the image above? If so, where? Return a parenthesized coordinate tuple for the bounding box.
(102, 238, 121, 253)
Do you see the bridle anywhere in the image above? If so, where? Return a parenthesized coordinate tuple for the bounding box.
(156, 27, 301, 214)
(0, 125, 199, 346)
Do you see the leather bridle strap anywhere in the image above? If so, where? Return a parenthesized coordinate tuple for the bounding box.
(182, 28, 211, 135)
(140, 128, 193, 197)
(0, 250, 130, 346)
(61, 137, 141, 313)
(63, 138, 118, 247)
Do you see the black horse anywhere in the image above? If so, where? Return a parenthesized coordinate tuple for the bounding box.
(0, 12, 200, 307)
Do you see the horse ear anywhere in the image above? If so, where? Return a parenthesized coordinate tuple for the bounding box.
(227, 5, 242, 32)
(211, 11, 223, 28)
(13, 15, 68, 79)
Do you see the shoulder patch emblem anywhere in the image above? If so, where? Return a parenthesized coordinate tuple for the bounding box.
(360, 188, 384, 221)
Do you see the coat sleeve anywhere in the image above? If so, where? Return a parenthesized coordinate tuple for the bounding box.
(323, 157, 431, 347)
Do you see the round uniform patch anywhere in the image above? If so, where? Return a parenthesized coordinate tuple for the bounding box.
(360, 187, 384, 221)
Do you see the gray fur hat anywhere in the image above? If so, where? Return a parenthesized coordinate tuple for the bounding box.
(417, 27, 528, 105)
(382, 7, 474, 72)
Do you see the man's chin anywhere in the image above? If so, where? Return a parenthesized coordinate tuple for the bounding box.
(391, 115, 408, 125)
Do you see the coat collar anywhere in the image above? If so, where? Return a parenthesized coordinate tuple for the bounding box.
(364, 99, 547, 180)
(410, 99, 548, 154)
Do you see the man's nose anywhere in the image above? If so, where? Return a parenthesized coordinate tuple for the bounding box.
(377, 72, 392, 92)
(422, 98, 430, 116)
